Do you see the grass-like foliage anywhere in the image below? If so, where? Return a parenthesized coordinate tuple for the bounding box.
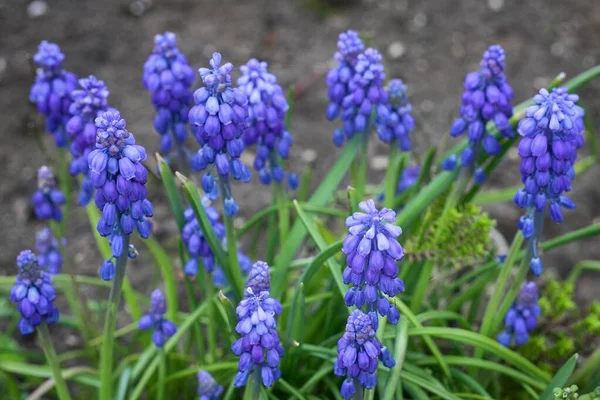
(2, 30, 600, 400)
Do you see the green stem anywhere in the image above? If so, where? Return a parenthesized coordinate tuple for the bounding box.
(56, 148, 72, 233)
(474, 231, 524, 366)
(184, 277, 205, 360)
(38, 323, 73, 400)
(157, 349, 166, 400)
(99, 235, 130, 400)
(202, 267, 217, 362)
(354, 134, 369, 204)
(218, 179, 244, 298)
(410, 260, 434, 314)
(383, 144, 401, 209)
(383, 318, 408, 400)
(274, 182, 289, 244)
(493, 255, 531, 334)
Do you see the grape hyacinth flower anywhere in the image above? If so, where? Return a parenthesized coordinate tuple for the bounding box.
(181, 206, 252, 286)
(88, 110, 153, 280)
(10, 250, 59, 335)
(189, 52, 251, 216)
(449, 45, 514, 183)
(514, 87, 584, 276)
(397, 165, 420, 195)
(238, 58, 297, 188)
(35, 227, 63, 275)
(342, 199, 405, 328)
(232, 261, 284, 388)
(331, 47, 387, 147)
(197, 370, 224, 400)
(143, 32, 195, 161)
(138, 289, 177, 347)
(326, 30, 364, 143)
(497, 281, 541, 347)
(32, 166, 66, 222)
(29, 41, 77, 147)
(66, 75, 111, 205)
(334, 309, 395, 398)
(376, 79, 415, 151)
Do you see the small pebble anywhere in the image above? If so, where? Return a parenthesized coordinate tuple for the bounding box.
(488, 0, 504, 11)
(370, 155, 388, 171)
(27, 0, 48, 19)
(387, 41, 406, 59)
(301, 149, 317, 164)
(413, 12, 427, 29)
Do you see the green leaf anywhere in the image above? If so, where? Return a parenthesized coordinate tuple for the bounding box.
(400, 327, 551, 382)
(539, 353, 578, 400)
(292, 201, 347, 304)
(115, 367, 132, 400)
(179, 173, 244, 300)
(390, 298, 451, 378)
(400, 369, 462, 400)
(140, 237, 178, 323)
(272, 134, 362, 298)
(157, 154, 186, 230)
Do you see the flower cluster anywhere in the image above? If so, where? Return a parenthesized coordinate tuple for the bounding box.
(35, 227, 63, 275)
(448, 45, 514, 183)
(66, 75, 111, 205)
(514, 87, 584, 275)
(197, 370, 223, 400)
(189, 52, 251, 216)
(232, 261, 284, 388)
(181, 206, 251, 286)
(397, 165, 420, 195)
(10, 250, 59, 335)
(497, 281, 541, 347)
(334, 309, 395, 398)
(29, 41, 77, 147)
(332, 48, 387, 147)
(326, 30, 364, 125)
(342, 199, 405, 327)
(32, 166, 66, 222)
(138, 289, 177, 347)
(88, 110, 152, 280)
(376, 79, 415, 151)
(143, 32, 195, 157)
(238, 58, 297, 188)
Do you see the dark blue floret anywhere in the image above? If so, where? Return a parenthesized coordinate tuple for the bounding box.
(232, 262, 284, 389)
(138, 289, 177, 347)
(238, 59, 297, 188)
(449, 45, 514, 181)
(497, 282, 540, 347)
(29, 41, 77, 148)
(88, 110, 152, 280)
(143, 32, 195, 159)
(10, 250, 59, 335)
(32, 166, 66, 222)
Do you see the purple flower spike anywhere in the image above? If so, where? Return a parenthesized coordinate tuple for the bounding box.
(232, 262, 283, 389)
(89, 110, 152, 280)
(181, 206, 252, 287)
(32, 166, 66, 222)
(397, 165, 420, 195)
(30, 41, 77, 148)
(143, 32, 195, 158)
(376, 79, 415, 151)
(138, 289, 177, 347)
(35, 227, 63, 275)
(449, 45, 514, 179)
(197, 370, 223, 400)
(189, 52, 251, 215)
(497, 282, 541, 347)
(334, 310, 395, 398)
(10, 250, 59, 335)
(67, 75, 112, 205)
(238, 59, 297, 188)
(343, 199, 405, 327)
(515, 87, 584, 275)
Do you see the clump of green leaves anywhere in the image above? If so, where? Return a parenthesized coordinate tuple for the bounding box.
(520, 279, 600, 371)
(405, 198, 495, 267)
(554, 385, 580, 399)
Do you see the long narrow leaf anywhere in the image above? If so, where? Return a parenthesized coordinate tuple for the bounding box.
(539, 354, 578, 400)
